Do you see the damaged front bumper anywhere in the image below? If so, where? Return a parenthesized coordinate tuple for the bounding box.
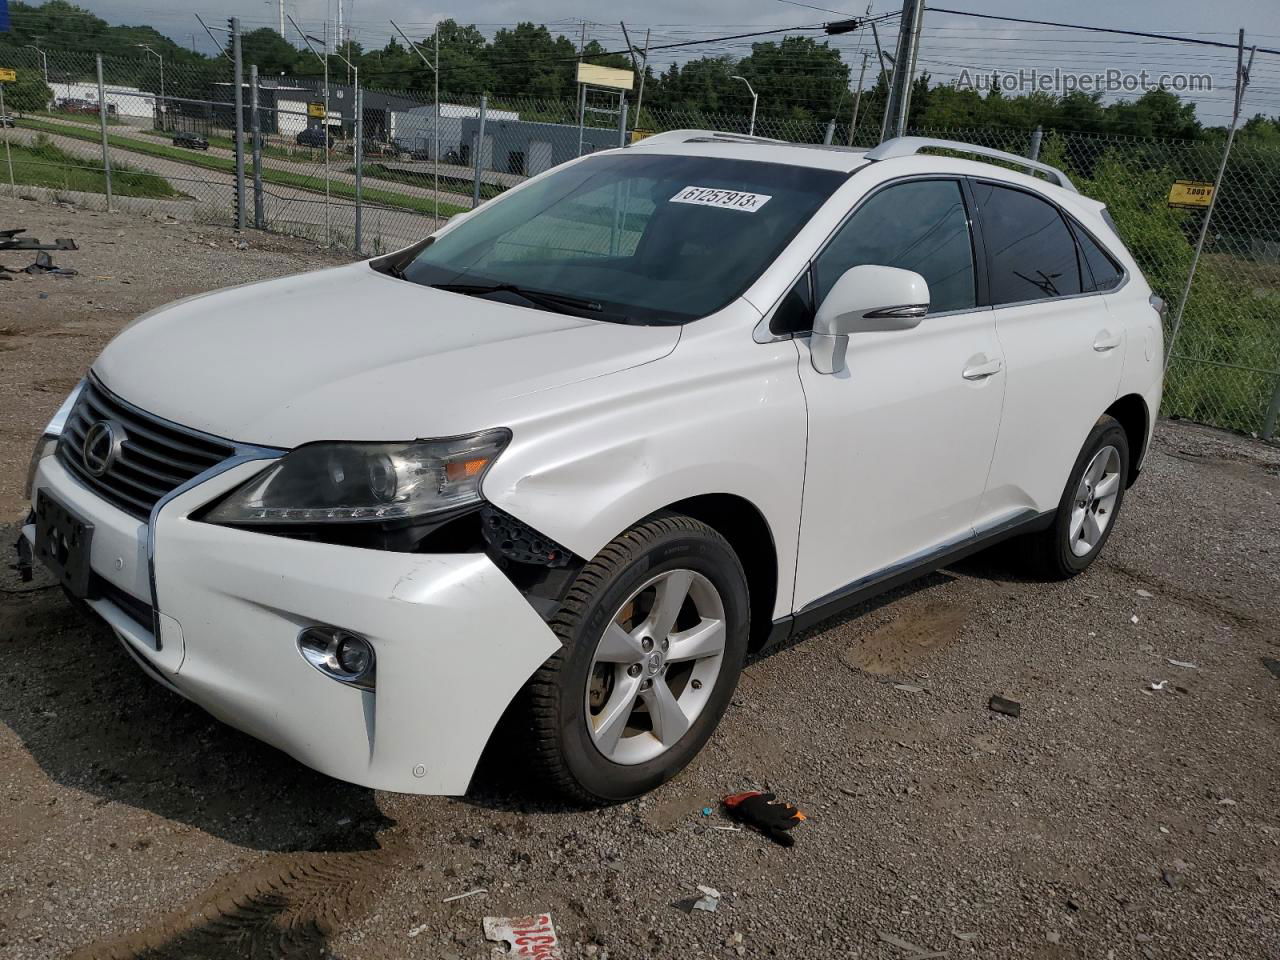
(23, 454, 560, 795)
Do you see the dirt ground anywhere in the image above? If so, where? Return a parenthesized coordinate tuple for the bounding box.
(1, 196, 1278, 960)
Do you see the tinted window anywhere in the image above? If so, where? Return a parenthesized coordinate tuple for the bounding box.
(972, 182, 1082, 303)
(399, 153, 846, 325)
(814, 179, 976, 314)
(1074, 222, 1124, 291)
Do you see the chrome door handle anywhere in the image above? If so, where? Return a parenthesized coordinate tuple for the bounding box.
(962, 356, 1003, 380)
(1093, 330, 1122, 352)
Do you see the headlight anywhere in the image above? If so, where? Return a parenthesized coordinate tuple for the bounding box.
(203, 429, 510, 525)
(25, 380, 85, 501)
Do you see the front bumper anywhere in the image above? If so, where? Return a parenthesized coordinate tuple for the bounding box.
(25, 454, 560, 795)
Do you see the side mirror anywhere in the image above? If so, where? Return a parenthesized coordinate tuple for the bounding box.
(810, 265, 930, 374)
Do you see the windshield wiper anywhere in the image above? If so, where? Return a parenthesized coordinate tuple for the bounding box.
(430, 281, 603, 314)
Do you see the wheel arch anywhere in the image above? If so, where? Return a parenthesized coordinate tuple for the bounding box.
(661, 493, 779, 655)
(1104, 393, 1149, 485)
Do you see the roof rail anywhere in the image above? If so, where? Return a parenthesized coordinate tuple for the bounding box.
(864, 136, 1077, 192)
(634, 129, 789, 147)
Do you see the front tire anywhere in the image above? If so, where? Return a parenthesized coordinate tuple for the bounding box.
(1024, 415, 1130, 579)
(526, 513, 749, 804)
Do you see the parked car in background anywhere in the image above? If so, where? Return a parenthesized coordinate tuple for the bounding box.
(296, 127, 332, 148)
(0, 115, 14, 128)
(19, 132, 1163, 804)
(57, 98, 114, 116)
(171, 131, 209, 151)
(360, 138, 398, 158)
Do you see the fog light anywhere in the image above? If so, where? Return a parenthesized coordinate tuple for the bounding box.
(298, 625, 376, 690)
(336, 634, 373, 675)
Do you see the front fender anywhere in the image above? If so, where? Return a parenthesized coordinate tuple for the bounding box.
(482, 311, 807, 621)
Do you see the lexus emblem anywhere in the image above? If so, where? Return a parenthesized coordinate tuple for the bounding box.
(82, 420, 126, 478)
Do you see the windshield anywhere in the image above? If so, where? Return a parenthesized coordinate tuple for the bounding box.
(395, 153, 847, 324)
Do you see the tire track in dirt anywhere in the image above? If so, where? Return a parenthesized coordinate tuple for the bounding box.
(68, 841, 402, 960)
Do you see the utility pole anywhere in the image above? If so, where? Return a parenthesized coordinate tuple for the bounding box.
(848, 50, 869, 145)
(635, 29, 651, 131)
(277, 0, 285, 38)
(870, 20, 892, 82)
(619, 21, 651, 137)
(882, 0, 924, 141)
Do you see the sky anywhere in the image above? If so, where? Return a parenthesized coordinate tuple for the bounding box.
(43, 0, 1280, 123)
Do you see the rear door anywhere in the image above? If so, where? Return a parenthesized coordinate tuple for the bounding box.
(969, 180, 1126, 528)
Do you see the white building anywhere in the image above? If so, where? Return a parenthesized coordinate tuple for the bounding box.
(55, 81, 154, 119)
(389, 102, 519, 158)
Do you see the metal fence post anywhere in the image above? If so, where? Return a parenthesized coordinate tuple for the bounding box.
(471, 94, 487, 209)
(0, 84, 14, 198)
(823, 119, 835, 145)
(95, 54, 113, 212)
(617, 95, 628, 147)
(231, 17, 246, 230)
(1027, 125, 1043, 163)
(354, 85, 363, 254)
(1165, 33, 1254, 374)
(1263, 380, 1280, 441)
(249, 64, 264, 229)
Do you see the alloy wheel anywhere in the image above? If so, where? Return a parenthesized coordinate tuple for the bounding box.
(1069, 444, 1122, 557)
(585, 569, 726, 765)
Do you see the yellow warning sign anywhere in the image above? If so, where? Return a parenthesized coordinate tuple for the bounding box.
(630, 129, 653, 144)
(0, 69, 18, 83)
(307, 101, 326, 118)
(1167, 180, 1215, 209)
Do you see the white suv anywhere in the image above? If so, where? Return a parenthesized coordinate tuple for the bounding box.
(20, 133, 1163, 803)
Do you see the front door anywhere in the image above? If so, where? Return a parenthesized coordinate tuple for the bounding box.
(791, 177, 1006, 610)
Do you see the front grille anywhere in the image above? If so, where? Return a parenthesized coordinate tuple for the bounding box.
(56, 377, 235, 520)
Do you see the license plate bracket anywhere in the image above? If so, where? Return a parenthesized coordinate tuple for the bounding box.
(34, 491, 95, 599)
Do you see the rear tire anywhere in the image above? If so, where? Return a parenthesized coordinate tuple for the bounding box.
(526, 513, 749, 805)
(1023, 415, 1130, 579)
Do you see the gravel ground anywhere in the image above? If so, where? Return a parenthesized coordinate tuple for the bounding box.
(1, 196, 1278, 960)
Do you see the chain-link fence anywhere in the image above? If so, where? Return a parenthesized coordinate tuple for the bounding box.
(1, 46, 1278, 438)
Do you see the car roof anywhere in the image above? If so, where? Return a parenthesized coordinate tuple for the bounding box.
(628, 130, 871, 173)
(624, 131, 1089, 207)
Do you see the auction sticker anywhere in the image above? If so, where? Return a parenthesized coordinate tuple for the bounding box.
(670, 185, 772, 212)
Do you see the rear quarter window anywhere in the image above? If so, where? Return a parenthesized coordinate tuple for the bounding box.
(1072, 220, 1126, 292)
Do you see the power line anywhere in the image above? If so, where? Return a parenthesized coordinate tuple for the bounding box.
(927, 8, 1280, 58)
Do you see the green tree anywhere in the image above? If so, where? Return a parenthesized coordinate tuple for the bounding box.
(487, 23, 577, 99)
(1105, 88, 1201, 139)
(239, 28, 300, 76)
(1, 69, 54, 112)
(736, 36, 849, 121)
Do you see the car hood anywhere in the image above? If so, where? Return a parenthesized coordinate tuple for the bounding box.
(94, 262, 681, 448)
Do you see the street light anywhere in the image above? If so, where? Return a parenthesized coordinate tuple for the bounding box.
(23, 44, 48, 86)
(136, 43, 164, 120)
(731, 75, 758, 137)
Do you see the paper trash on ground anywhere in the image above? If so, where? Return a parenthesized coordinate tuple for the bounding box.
(483, 913, 564, 959)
